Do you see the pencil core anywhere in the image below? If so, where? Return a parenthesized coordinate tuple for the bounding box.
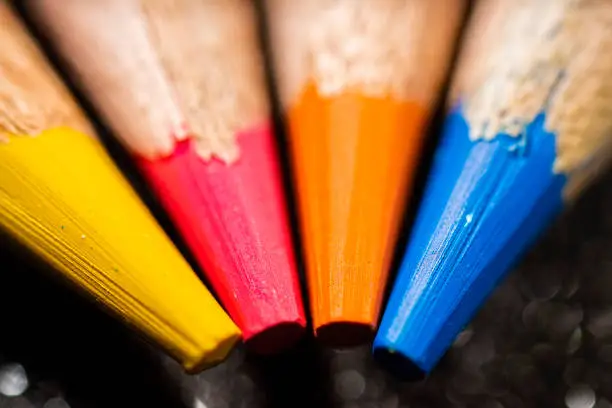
(372, 346, 426, 382)
(246, 321, 306, 355)
(316, 322, 374, 348)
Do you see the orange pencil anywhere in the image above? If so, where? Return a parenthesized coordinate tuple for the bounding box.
(265, 0, 466, 346)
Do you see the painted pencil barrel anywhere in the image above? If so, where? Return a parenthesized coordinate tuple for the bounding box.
(0, 3, 239, 372)
(27, 0, 306, 353)
(375, 0, 612, 380)
(265, 0, 466, 346)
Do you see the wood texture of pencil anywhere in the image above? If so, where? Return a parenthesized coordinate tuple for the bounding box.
(375, 0, 612, 380)
(27, 0, 306, 353)
(0, 2, 239, 372)
(265, 0, 466, 346)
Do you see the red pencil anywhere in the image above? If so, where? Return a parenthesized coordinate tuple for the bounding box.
(28, 0, 306, 353)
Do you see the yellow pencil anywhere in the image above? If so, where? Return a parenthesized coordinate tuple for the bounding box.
(0, 3, 239, 372)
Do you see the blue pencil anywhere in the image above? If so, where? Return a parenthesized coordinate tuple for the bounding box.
(374, 0, 612, 380)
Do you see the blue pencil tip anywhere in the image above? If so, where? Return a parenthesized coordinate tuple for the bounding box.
(373, 347, 426, 381)
(374, 107, 567, 378)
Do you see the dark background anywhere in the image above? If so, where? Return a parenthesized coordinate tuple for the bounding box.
(2, 1, 611, 407)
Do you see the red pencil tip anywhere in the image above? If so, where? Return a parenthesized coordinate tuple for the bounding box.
(137, 123, 306, 353)
(245, 319, 307, 355)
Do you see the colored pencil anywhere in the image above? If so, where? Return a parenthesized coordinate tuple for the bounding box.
(0, 2, 239, 372)
(27, 0, 306, 353)
(375, 0, 612, 380)
(264, 0, 466, 346)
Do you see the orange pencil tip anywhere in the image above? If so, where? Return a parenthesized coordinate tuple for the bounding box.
(287, 84, 429, 347)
